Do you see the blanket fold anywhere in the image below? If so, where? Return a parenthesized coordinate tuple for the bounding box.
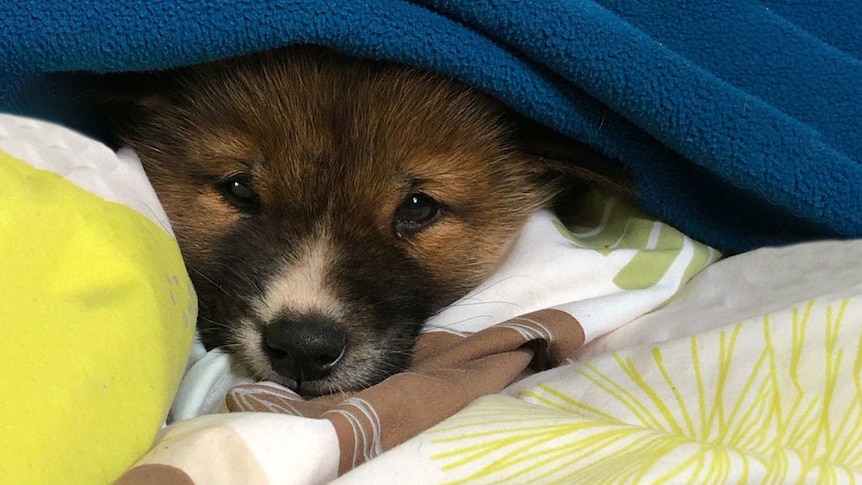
(1, 1, 860, 252)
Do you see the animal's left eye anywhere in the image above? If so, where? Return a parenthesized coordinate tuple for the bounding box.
(217, 175, 261, 212)
(393, 193, 442, 237)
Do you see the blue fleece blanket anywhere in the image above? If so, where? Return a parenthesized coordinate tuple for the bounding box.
(1, 1, 860, 253)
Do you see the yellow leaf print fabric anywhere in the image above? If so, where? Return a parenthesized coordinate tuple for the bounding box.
(429, 297, 862, 484)
(553, 191, 714, 290)
(335, 240, 862, 485)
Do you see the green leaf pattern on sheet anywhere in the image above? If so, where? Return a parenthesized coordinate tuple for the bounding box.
(428, 298, 862, 484)
(553, 191, 714, 290)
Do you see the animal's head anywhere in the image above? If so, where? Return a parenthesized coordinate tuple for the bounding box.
(94, 46, 633, 395)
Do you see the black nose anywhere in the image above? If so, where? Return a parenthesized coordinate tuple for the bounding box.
(264, 314, 347, 384)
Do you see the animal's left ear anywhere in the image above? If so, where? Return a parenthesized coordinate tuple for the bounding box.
(73, 70, 177, 148)
(514, 118, 638, 199)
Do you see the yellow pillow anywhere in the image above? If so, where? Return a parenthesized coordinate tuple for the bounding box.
(0, 125, 195, 484)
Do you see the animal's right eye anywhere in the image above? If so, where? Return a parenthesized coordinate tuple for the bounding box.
(217, 174, 261, 213)
(392, 192, 442, 238)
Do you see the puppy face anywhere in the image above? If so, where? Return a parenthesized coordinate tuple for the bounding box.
(98, 46, 628, 395)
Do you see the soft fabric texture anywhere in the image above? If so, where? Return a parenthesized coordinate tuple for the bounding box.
(119, 191, 717, 482)
(0, 1, 860, 253)
(0, 114, 196, 485)
(121, 238, 862, 484)
(349, 239, 862, 484)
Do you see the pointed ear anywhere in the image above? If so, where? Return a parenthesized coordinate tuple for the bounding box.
(79, 70, 175, 145)
(514, 118, 638, 199)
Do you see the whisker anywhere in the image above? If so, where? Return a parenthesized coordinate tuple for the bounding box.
(394, 371, 450, 383)
(197, 315, 235, 331)
(218, 342, 245, 352)
(465, 274, 537, 298)
(444, 299, 526, 310)
(140, 201, 174, 235)
(205, 261, 265, 295)
(424, 313, 497, 330)
(187, 265, 230, 295)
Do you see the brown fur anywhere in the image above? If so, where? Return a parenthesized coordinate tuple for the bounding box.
(94, 45, 633, 395)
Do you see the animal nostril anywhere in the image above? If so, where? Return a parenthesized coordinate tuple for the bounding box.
(266, 346, 289, 361)
(264, 314, 347, 383)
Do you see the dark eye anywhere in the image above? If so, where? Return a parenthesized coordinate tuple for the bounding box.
(217, 175, 260, 212)
(393, 193, 442, 237)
